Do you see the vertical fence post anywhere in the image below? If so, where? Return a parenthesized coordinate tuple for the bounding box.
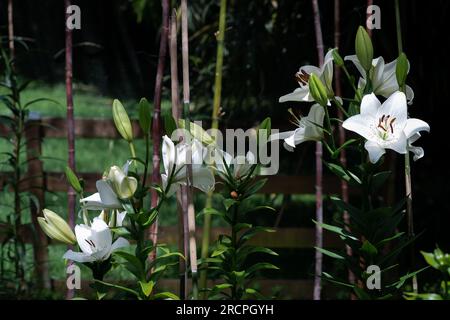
(25, 113, 51, 291)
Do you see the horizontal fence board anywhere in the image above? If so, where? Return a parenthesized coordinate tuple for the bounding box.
(0, 224, 341, 249)
(0, 172, 347, 195)
(51, 279, 336, 299)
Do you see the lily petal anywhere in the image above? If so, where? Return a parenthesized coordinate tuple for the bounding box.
(360, 93, 381, 118)
(279, 86, 311, 103)
(110, 237, 130, 253)
(378, 91, 408, 129)
(403, 118, 430, 139)
(364, 140, 386, 163)
(343, 114, 374, 141)
(63, 250, 96, 263)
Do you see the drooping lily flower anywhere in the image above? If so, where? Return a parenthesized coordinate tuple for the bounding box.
(214, 150, 256, 180)
(269, 104, 325, 151)
(63, 217, 129, 263)
(279, 49, 334, 103)
(80, 162, 137, 210)
(161, 135, 215, 197)
(342, 92, 430, 163)
(344, 55, 414, 104)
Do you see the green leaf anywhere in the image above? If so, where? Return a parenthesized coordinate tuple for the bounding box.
(354, 286, 372, 300)
(404, 292, 443, 300)
(371, 171, 391, 192)
(237, 246, 278, 265)
(223, 198, 237, 211)
(138, 97, 152, 133)
(258, 117, 271, 141)
(163, 113, 177, 136)
(139, 281, 154, 297)
(315, 247, 345, 260)
(238, 227, 275, 246)
(396, 52, 409, 89)
(140, 209, 158, 227)
(211, 247, 228, 257)
(241, 205, 276, 216)
(375, 232, 405, 248)
(64, 166, 82, 193)
(313, 220, 359, 241)
(152, 292, 180, 300)
(110, 227, 131, 238)
(324, 161, 361, 185)
(198, 207, 230, 224)
(244, 178, 267, 195)
(360, 240, 378, 258)
(213, 283, 233, 290)
(321, 272, 354, 288)
(94, 280, 140, 298)
(114, 251, 145, 280)
(421, 251, 439, 269)
(245, 262, 279, 276)
(331, 139, 358, 159)
(388, 267, 429, 289)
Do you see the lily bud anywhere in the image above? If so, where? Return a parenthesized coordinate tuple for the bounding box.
(112, 99, 133, 142)
(308, 74, 328, 107)
(332, 49, 344, 67)
(38, 209, 76, 245)
(138, 98, 152, 133)
(396, 52, 409, 91)
(107, 166, 138, 200)
(65, 166, 82, 194)
(355, 26, 373, 72)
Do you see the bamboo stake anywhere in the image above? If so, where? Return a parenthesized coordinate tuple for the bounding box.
(394, 0, 418, 293)
(199, 0, 227, 299)
(149, 0, 170, 263)
(64, 0, 76, 300)
(8, 0, 15, 61)
(334, 0, 355, 288)
(168, 10, 186, 299)
(181, 0, 199, 299)
(311, 0, 324, 301)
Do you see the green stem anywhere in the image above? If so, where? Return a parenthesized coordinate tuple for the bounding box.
(230, 203, 238, 300)
(332, 96, 349, 118)
(200, 0, 227, 299)
(128, 141, 137, 167)
(395, 0, 417, 293)
(322, 105, 336, 151)
(341, 64, 362, 101)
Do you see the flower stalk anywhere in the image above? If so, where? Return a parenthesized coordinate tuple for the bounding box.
(200, 0, 227, 299)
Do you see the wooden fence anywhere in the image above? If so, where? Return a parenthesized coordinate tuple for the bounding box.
(0, 117, 351, 298)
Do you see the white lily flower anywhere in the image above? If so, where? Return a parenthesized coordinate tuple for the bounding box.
(80, 162, 137, 210)
(342, 92, 430, 163)
(344, 55, 414, 104)
(269, 104, 325, 151)
(161, 135, 215, 197)
(214, 150, 256, 179)
(279, 49, 334, 103)
(408, 133, 425, 161)
(98, 210, 127, 228)
(63, 217, 129, 263)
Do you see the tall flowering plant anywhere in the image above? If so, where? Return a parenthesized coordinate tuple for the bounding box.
(274, 26, 429, 299)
